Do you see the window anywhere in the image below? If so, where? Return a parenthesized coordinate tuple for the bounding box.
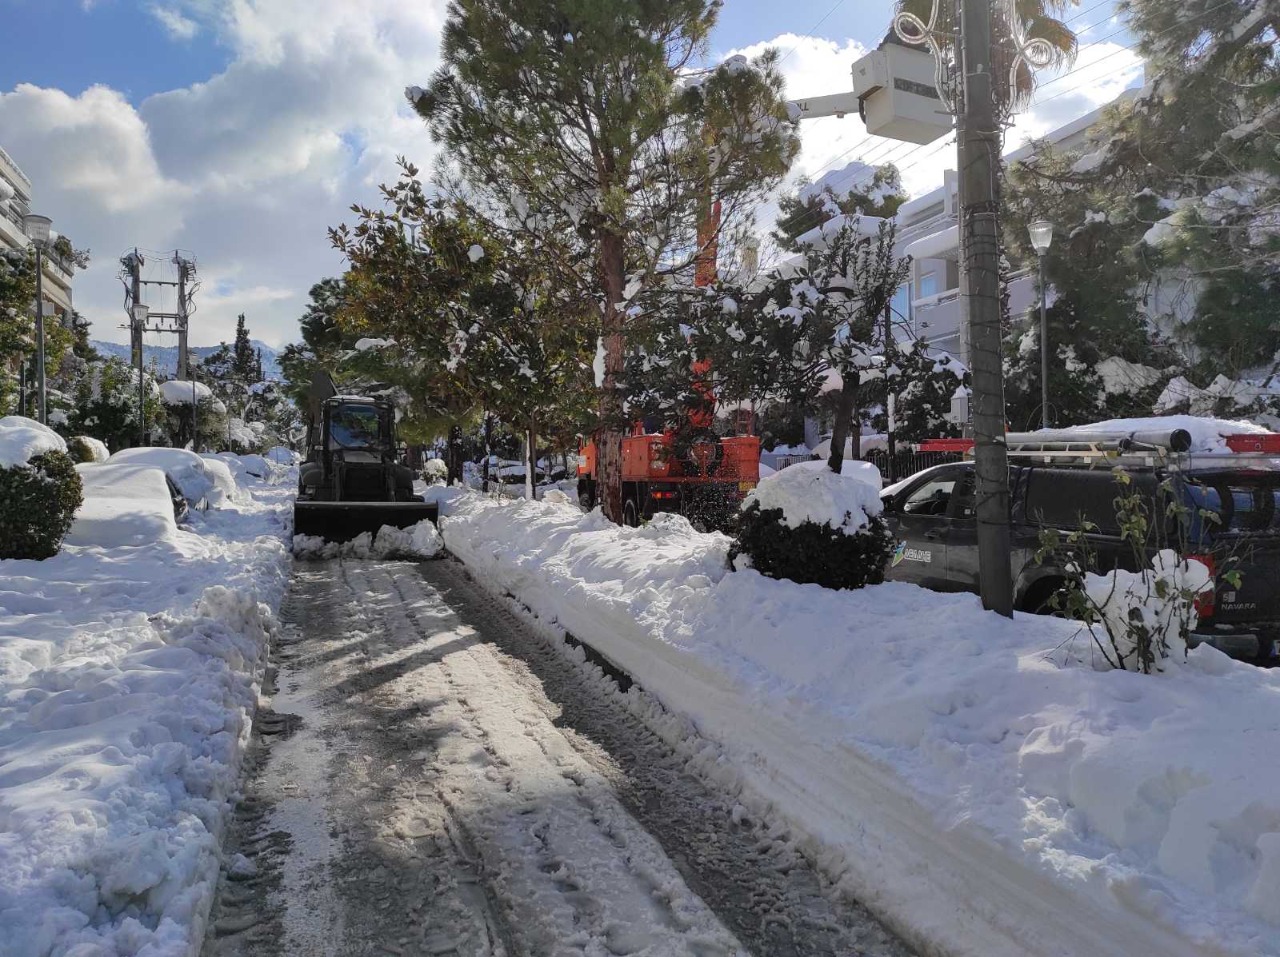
(329, 403, 381, 449)
(904, 476, 956, 516)
(918, 272, 938, 299)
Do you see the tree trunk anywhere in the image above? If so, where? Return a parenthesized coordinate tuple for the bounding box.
(481, 412, 492, 493)
(526, 415, 538, 501)
(826, 375, 859, 475)
(597, 230, 627, 524)
(447, 425, 464, 486)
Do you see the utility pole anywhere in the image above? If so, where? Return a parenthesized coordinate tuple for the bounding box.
(175, 251, 191, 380)
(125, 250, 146, 447)
(957, 0, 1014, 616)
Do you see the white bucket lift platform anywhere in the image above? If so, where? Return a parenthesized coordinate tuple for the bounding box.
(788, 41, 952, 146)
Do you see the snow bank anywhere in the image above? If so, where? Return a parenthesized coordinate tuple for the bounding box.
(441, 494, 1280, 957)
(745, 458, 883, 533)
(0, 476, 293, 957)
(109, 447, 241, 507)
(0, 415, 66, 468)
(265, 446, 300, 466)
(1062, 414, 1270, 452)
(292, 519, 442, 560)
(66, 463, 178, 547)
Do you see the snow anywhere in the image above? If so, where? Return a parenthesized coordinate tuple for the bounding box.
(1096, 356, 1165, 396)
(158, 379, 212, 406)
(265, 446, 300, 466)
(1060, 414, 1270, 452)
(467, 243, 484, 262)
(0, 468, 293, 957)
(1071, 149, 1106, 174)
(108, 447, 241, 507)
(592, 336, 606, 388)
(0, 415, 66, 468)
(66, 463, 178, 547)
(292, 519, 442, 560)
(441, 492, 1280, 957)
(744, 458, 883, 533)
(353, 337, 394, 351)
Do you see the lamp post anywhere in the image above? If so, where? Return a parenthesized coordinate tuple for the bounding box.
(22, 213, 52, 425)
(1028, 219, 1055, 430)
(132, 303, 149, 446)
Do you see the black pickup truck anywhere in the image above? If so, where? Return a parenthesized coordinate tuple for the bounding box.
(879, 453, 1280, 663)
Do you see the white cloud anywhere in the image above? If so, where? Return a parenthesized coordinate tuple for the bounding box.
(149, 5, 199, 41)
(1, 0, 447, 348)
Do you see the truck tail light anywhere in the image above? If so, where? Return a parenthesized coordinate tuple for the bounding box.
(651, 490, 677, 501)
(1188, 553, 1216, 617)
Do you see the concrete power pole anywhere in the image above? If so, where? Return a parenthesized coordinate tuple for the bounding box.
(175, 252, 191, 379)
(957, 0, 1014, 616)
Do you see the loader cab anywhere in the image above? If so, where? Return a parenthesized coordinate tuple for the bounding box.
(327, 399, 390, 457)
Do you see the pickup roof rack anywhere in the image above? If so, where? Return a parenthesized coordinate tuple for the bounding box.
(917, 431, 1280, 472)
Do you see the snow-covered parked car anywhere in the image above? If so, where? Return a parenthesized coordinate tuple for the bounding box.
(108, 447, 240, 507)
(66, 463, 182, 547)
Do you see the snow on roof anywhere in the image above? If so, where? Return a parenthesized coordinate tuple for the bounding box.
(745, 459, 883, 534)
(159, 379, 213, 405)
(108, 447, 240, 506)
(0, 415, 67, 468)
(793, 213, 886, 250)
(1061, 415, 1271, 453)
(66, 463, 178, 547)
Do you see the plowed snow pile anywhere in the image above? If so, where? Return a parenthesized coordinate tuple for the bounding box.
(0, 457, 294, 957)
(441, 492, 1280, 957)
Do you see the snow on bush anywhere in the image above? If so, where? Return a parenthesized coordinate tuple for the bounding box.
(743, 459, 883, 533)
(292, 519, 443, 560)
(1082, 550, 1212, 670)
(109, 447, 241, 507)
(67, 435, 110, 464)
(158, 379, 213, 406)
(0, 416, 83, 560)
(422, 457, 449, 484)
(0, 414, 66, 468)
(442, 491, 1280, 957)
(731, 460, 893, 590)
(66, 463, 179, 547)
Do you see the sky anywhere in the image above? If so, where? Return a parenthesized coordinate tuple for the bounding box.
(0, 0, 1140, 349)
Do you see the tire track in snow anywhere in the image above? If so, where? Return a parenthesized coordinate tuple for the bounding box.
(204, 559, 748, 956)
(421, 557, 917, 957)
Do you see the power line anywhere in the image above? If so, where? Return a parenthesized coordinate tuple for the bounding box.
(777, 0, 850, 66)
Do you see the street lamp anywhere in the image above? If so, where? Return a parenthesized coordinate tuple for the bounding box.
(1028, 219, 1054, 430)
(131, 303, 149, 446)
(22, 213, 52, 425)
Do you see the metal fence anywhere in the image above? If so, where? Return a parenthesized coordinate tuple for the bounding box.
(864, 448, 965, 484)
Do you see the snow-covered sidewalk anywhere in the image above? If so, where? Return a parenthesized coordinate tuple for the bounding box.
(0, 476, 292, 957)
(439, 492, 1280, 957)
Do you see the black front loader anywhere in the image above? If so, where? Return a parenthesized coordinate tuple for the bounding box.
(293, 374, 436, 545)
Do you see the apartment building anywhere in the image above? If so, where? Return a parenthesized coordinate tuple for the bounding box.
(895, 97, 1131, 361)
(0, 145, 75, 324)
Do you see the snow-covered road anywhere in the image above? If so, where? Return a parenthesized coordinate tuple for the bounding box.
(203, 557, 913, 957)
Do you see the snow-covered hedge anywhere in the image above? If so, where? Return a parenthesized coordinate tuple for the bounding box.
(423, 457, 449, 484)
(730, 461, 893, 589)
(0, 417, 84, 560)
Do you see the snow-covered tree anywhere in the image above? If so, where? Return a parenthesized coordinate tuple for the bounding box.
(413, 0, 799, 521)
(772, 162, 908, 252)
(633, 219, 911, 474)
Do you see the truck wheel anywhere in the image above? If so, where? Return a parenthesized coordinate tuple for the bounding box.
(623, 499, 640, 528)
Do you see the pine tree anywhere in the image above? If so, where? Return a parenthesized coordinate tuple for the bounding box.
(414, 0, 799, 521)
(772, 162, 908, 252)
(232, 313, 255, 382)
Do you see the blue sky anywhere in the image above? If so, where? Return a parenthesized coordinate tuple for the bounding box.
(0, 1, 1135, 348)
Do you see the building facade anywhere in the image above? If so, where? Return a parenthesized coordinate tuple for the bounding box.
(0, 145, 76, 324)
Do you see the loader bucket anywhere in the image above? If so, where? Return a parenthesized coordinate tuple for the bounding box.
(293, 500, 439, 545)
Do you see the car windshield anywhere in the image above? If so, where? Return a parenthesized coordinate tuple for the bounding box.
(329, 403, 381, 449)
